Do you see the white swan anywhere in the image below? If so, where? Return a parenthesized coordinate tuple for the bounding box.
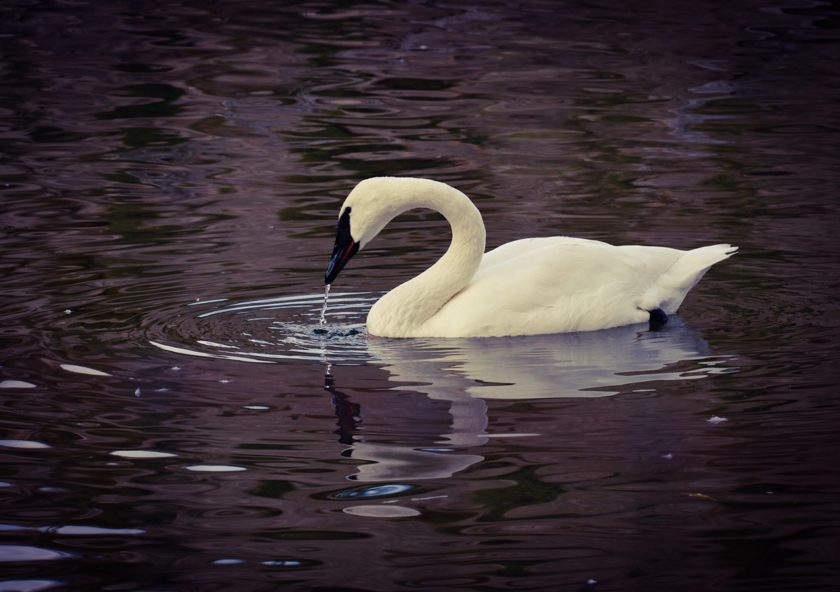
(325, 177, 736, 338)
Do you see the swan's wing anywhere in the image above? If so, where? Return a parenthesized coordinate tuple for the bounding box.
(479, 237, 610, 271)
(480, 240, 734, 314)
(479, 238, 681, 297)
(428, 239, 681, 336)
(421, 238, 735, 337)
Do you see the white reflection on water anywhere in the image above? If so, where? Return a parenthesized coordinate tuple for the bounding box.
(342, 440, 486, 483)
(366, 316, 735, 401)
(110, 450, 178, 459)
(0, 544, 74, 562)
(338, 317, 735, 482)
(0, 580, 62, 592)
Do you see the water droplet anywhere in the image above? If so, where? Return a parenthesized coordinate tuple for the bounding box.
(319, 284, 331, 327)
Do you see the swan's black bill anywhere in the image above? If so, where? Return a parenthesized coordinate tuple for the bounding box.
(325, 207, 359, 284)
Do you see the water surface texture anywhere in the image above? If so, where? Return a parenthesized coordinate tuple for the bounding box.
(2, 1, 840, 590)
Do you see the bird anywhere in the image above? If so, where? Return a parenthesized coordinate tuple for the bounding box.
(324, 177, 736, 338)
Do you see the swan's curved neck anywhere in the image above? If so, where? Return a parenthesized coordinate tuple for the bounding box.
(367, 180, 486, 335)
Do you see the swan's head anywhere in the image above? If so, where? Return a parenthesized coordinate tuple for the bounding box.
(324, 178, 410, 284)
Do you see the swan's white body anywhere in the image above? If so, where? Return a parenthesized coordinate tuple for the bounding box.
(327, 177, 736, 338)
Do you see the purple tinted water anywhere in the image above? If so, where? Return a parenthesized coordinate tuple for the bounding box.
(1, 1, 839, 590)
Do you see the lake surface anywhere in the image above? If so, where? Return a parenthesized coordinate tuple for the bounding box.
(2, 0, 839, 590)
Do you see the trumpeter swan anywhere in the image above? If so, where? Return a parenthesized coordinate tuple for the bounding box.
(325, 177, 736, 338)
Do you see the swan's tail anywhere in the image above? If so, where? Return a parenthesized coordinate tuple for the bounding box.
(642, 244, 738, 313)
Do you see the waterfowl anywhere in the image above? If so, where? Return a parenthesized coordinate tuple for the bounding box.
(325, 177, 736, 338)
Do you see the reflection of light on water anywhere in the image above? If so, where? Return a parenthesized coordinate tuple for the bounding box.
(59, 363, 111, 377)
(149, 340, 272, 363)
(332, 484, 414, 499)
(342, 505, 420, 518)
(0, 439, 51, 449)
(345, 441, 485, 482)
(110, 450, 177, 459)
(184, 465, 247, 472)
(0, 545, 75, 562)
(0, 379, 36, 389)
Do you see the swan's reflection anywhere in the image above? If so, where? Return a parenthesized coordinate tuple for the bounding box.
(325, 317, 735, 482)
(325, 372, 486, 482)
(368, 316, 733, 399)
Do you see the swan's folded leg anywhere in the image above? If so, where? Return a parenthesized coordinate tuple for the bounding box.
(648, 308, 668, 331)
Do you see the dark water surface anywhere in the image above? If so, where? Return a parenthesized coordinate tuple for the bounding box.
(2, 1, 840, 590)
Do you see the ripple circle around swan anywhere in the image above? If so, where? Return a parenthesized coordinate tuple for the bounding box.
(146, 292, 376, 365)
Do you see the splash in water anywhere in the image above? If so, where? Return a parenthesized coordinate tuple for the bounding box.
(149, 291, 372, 363)
(319, 284, 331, 327)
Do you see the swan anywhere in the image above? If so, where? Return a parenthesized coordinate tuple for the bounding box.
(324, 177, 736, 338)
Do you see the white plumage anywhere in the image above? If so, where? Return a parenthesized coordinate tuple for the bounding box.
(325, 177, 736, 338)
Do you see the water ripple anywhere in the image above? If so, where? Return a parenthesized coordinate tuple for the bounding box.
(147, 291, 373, 365)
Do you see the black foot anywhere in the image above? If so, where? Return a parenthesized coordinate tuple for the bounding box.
(649, 308, 668, 331)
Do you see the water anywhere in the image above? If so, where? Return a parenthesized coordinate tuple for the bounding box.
(1, 0, 839, 590)
(320, 284, 331, 327)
